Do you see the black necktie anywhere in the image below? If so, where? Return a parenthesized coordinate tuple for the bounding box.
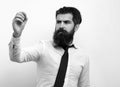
(53, 45, 75, 87)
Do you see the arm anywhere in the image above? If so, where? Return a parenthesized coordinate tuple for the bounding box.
(8, 36, 43, 63)
(78, 56, 90, 87)
(9, 12, 43, 63)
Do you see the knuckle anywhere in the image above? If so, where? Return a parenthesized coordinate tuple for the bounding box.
(15, 12, 27, 21)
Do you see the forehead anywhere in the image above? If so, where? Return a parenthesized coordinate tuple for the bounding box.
(56, 13, 73, 21)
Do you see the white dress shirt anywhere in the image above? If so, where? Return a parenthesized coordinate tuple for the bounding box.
(9, 36, 90, 87)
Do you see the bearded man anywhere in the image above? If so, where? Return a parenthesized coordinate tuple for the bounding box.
(9, 6, 90, 87)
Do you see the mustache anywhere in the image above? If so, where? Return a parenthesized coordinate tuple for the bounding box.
(55, 28, 68, 35)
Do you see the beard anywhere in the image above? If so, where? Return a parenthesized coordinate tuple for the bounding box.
(53, 28, 75, 48)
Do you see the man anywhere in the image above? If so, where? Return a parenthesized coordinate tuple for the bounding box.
(9, 6, 90, 87)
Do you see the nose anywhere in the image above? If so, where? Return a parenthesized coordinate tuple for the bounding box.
(60, 22, 65, 28)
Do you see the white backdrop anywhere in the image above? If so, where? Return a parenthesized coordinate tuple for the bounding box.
(0, 0, 120, 87)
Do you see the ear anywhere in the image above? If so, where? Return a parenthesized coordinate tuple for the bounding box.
(74, 24, 79, 32)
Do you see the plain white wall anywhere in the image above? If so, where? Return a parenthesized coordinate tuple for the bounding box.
(0, 0, 120, 87)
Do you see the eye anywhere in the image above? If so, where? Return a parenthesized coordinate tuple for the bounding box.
(57, 20, 61, 24)
(64, 21, 70, 24)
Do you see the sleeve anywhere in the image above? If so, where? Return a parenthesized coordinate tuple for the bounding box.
(8, 36, 44, 63)
(78, 56, 90, 87)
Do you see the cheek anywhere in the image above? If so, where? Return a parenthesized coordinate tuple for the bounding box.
(66, 25, 74, 32)
(55, 24, 60, 30)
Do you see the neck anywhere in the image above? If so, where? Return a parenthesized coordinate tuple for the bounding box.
(52, 41, 76, 50)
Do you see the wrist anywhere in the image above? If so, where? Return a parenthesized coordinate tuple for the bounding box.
(13, 32, 21, 38)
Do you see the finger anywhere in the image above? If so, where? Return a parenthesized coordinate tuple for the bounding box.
(15, 14, 25, 21)
(14, 18, 23, 26)
(14, 17, 24, 23)
(20, 12, 27, 21)
(16, 12, 27, 21)
(16, 12, 24, 18)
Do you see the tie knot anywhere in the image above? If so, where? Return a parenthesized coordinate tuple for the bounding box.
(63, 44, 75, 50)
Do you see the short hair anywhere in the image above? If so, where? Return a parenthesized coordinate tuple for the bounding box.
(56, 6, 82, 25)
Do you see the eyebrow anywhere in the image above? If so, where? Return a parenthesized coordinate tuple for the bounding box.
(56, 20, 71, 23)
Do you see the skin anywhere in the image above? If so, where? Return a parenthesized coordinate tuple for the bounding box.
(54, 13, 80, 49)
(55, 13, 79, 33)
(12, 12, 27, 37)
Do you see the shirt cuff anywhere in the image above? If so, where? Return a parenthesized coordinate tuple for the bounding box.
(11, 35, 20, 45)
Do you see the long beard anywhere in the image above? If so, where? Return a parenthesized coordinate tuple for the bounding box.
(53, 28, 74, 48)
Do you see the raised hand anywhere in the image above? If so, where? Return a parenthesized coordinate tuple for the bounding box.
(12, 12, 28, 37)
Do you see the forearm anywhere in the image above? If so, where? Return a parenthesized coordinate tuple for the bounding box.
(9, 12, 30, 63)
(8, 35, 43, 63)
(8, 35, 22, 63)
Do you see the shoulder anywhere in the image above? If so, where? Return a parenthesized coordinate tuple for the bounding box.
(38, 40, 51, 45)
(70, 46, 89, 66)
(37, 40, 53, 49)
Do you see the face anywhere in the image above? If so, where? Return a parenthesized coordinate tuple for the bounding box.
(55, 13, 75, 33)
(53, 13, 75, 48)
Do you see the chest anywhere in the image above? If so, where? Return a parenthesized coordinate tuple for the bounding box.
(37, 48, 84, 80)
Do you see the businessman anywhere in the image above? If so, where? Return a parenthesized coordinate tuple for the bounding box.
(9, 6, 90, 87)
